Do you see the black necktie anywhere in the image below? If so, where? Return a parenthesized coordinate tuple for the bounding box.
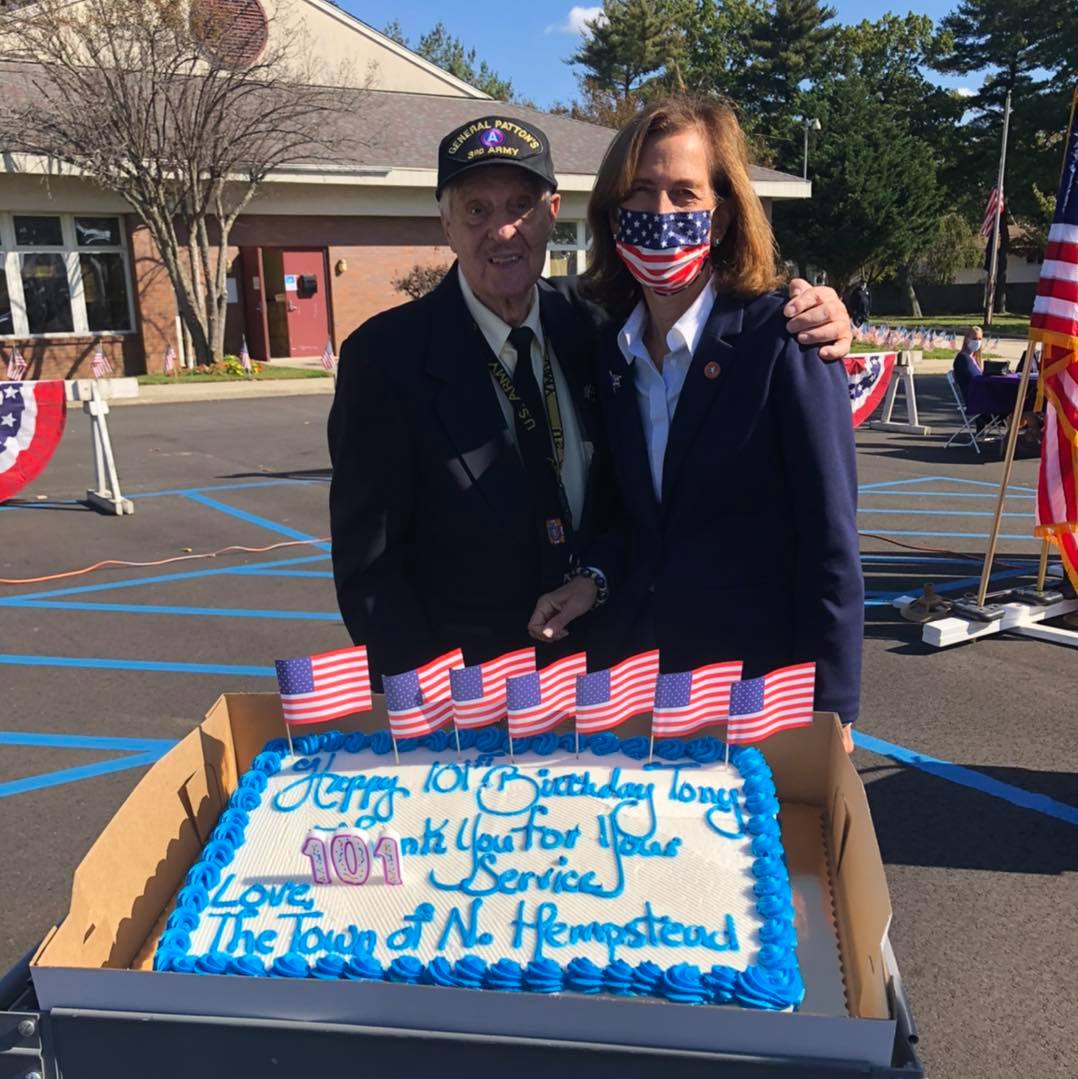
(506, 327, 572, 583)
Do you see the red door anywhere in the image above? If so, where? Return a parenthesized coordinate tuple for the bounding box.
(239, 247, 270, 361)
(280, 250, 330, 358)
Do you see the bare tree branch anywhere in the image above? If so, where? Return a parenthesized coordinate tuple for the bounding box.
(0, 0, 373, 362)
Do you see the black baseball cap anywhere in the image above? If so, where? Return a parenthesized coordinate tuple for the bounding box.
(436, 115, 557, 199)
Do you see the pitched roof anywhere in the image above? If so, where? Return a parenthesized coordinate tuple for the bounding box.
(317, 89, 805, 187)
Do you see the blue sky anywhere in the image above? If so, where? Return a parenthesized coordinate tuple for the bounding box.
(338, 1, 983, 107)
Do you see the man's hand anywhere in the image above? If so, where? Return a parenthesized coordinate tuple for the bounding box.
(528, 577, 597, 643)
(785, 279, 853, 362)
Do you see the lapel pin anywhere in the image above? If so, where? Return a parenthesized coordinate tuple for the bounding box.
(704, 361, 721, 380)
(609, 371, 622, 393)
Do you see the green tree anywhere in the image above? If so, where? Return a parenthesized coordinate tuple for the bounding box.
(383, 20, 516, 101)
(745, 0, 836, 167)
(774, 74, 943, 298)
(912, 212, 983, 286)
(567, 0, 690, 119)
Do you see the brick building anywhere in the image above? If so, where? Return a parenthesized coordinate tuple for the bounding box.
(0, 0, 810, 378)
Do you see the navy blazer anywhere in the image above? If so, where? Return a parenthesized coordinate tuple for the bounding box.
(587, 290, 863, 725)
(328, 265, 610, 683)
(952, 350, 982, 402)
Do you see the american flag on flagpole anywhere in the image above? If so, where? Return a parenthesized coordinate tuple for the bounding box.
(321, 339, 336, 371)
(506, 652, 587, 739)
(1030, 87, 1078, 591)
(5, 348, 26, 381)
(91, 347, 113, 379)
(575, 650, 660, 735)
(449, 647, 535, 730)
(726, 663, 816, 746)
(981, 187, 1005, 238)
(383, 649, 465, 739)
(240, 336, 251, 373)
(652, 660, 744, 738)
(275, 645, 372, 726)
(164, 343, 177, 375)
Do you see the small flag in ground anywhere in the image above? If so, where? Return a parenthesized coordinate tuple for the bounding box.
(275, 645, 372, 726)
(726, 663, 816, 745)
(575, 650, 660, 734)
(91, 347, 112, 378)
(506, 652, 587, 739)
(321, 339, 336, 371)
(384, 648, 465, 739)
(652, 660, 744, 738)
(5, 348, 26, 380)
(450, 647, 535, 730)
(164, 343, 177, 375)
(240, 337, 251, 373)
(980, 187, 1004, 238)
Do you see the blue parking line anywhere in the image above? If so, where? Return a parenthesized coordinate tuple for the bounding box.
(860, 490, 1035, 500)
(0, 732, 175, 751)
(859, 507, 1031, 519)
(0, 554, 329, 604)
(855, 732, 1078, 826)
(859, 528, 1035, 541)
(5, 599, 340, 621)
(0, 653, 275, 676)
(182, 492, 330, 549)
(858, 477, 943, 491)
(863, 568, 1032, 606)
(0, 750, 168, 800)
(231, 568, 335, 579)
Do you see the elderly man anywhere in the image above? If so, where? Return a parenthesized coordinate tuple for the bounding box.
(328, 114, 851, 683)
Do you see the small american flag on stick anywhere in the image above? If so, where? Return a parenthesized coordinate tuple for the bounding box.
(91, 347, 113, 379)
(575, 650, 660, 735)
(383, 649, 465, 741)
(506, 652, 586, 739)
(652, 660, 744, 739)
(240, 337, 251, 373)
(164, 343, 177, 375)
(275, 645, 372, 726)
(726, 663, 816, 746)
(321, 339, 336, 371)
(450, 647, 535, 730)
(5, 348, 26, 381)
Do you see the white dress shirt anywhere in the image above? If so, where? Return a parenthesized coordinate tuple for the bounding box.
(617, 280, 717, 499)
(458, 269, 590, 528)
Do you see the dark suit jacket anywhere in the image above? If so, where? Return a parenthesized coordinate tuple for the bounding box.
(587, 290, 864, 725)
(952, 350, 982, 401)
(328, 264, 608, 683)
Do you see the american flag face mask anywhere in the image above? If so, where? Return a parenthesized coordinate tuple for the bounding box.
(615, 207, 713, 295)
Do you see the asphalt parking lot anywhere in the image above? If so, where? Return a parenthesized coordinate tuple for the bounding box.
(1, 376, 1075, 1077)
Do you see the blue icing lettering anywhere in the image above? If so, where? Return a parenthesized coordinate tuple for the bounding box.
(272, 752, 409, 826)
(386, 902, 436, 951)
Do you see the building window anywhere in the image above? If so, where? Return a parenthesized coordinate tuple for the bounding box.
(21, 252, 73, 334)
(0, 212, 135, 337)
(547, 220, 589, 277)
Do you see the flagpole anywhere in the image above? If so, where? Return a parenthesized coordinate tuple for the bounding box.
(390, 732, 399, 766)
(975, 341, 1040, 606)
(284, 721, 294, 756)
(508, 730, 515, 762)
(1036, 538, 1051, 592)
(452, 721, 461, 757)
(984, 91, 1012, 328)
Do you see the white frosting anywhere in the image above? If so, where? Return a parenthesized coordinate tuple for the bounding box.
(187, 746, 769, 973)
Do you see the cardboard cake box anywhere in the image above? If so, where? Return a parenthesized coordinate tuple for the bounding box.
(31, 694, 902, 1067)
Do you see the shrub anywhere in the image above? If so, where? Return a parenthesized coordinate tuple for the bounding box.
(392, 262, 450, 299)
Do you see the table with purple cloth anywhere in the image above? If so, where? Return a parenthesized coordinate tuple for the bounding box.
(964, 373, 1036, 418)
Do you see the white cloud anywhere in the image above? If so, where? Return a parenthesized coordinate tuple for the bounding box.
(954, 87, 976, 98)
(546, 6, 607, 35)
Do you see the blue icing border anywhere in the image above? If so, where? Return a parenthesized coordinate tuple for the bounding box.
(153, 729, 804, 1011)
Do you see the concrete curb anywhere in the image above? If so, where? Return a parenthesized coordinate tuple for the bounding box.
(115, 378, 335, 406)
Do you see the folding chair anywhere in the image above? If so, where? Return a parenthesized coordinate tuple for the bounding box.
(944, 370, 1005, 454)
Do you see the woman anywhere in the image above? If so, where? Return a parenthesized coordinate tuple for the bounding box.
(528, 97, 862, 747)
(951, 325, 985, 402)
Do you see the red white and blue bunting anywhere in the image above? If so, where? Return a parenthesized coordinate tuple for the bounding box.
(0, 380, 67, 502)
(843, 352, 895, 428)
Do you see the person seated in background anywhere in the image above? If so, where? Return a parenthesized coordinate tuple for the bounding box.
(952, 325, 1003, 434)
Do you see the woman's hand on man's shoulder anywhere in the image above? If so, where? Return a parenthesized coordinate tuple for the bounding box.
(783, 279, 853, 362)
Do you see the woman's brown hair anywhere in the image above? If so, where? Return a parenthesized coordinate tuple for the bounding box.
(581, 96, 781, 321)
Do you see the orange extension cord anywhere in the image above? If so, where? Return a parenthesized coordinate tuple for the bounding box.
(0, 533, 1041, 588)
(0, 537, 330, 586)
